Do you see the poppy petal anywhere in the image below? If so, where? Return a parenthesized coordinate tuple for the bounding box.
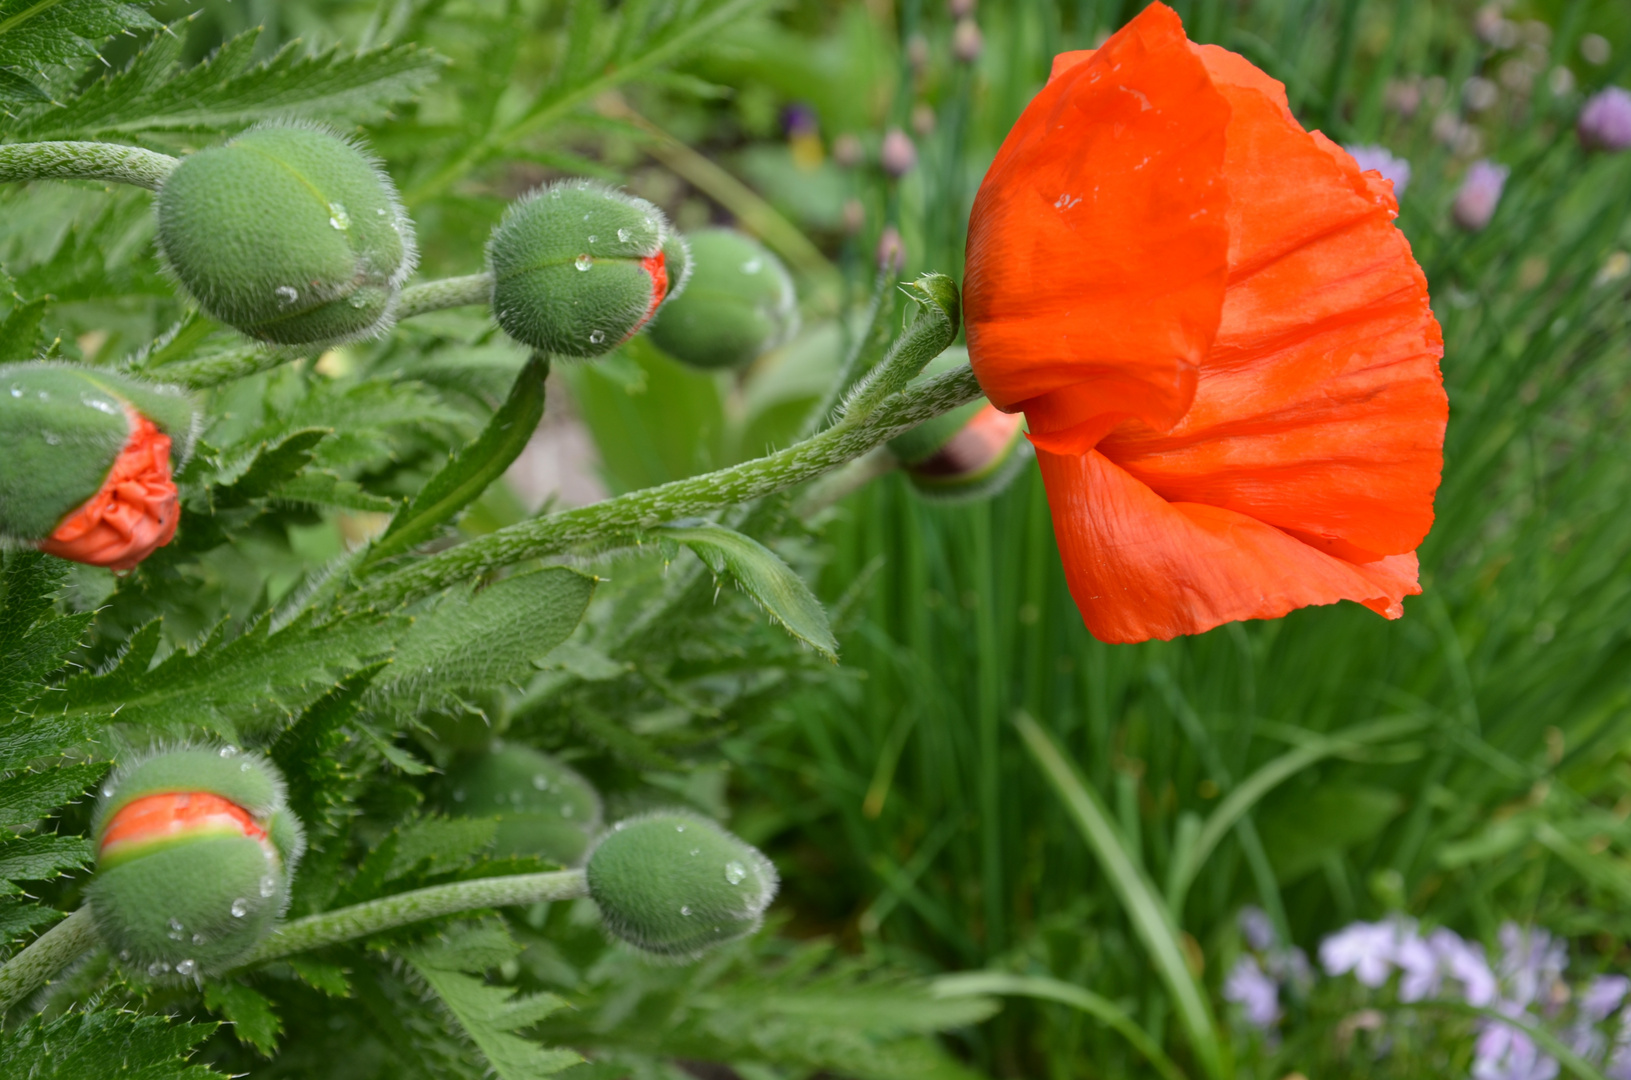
(1038, 448, 1421, 643)
(1096, 54, 1446, 561)
(964, 2, 1231, 439)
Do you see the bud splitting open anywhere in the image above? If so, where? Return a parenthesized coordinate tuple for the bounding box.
(0, 363, 197, 570)
(887, 349, 1027, 501)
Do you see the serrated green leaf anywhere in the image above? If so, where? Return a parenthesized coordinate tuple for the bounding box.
(0, 65, 48, 102)
(273, 471, 397, 513)
(0, 833, 92, 882)
(658, 521, 837, 661)
(386, 817, 496, 881)
(12, 22, 441, 139)
(0, 0, 159, 82)
(0, 553, 93, 719)
(377, 567, 595, 704)
(0, 895, 62, 943)
(271, 663, 384, 830)
(0, 1007, 222, 1080)
(0, 762, 101, 828)
(0, 295, 45, 362)
(367, 354, 548, 567)
(212, 429, 329, 508)
(203, 980, 281, 1057)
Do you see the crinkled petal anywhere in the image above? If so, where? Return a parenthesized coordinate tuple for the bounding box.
(1096, 50, 1446, 561)
(1038, 448, 1421, 643)
(40, 412, 178, 571)
(964, 2, 1230, 444)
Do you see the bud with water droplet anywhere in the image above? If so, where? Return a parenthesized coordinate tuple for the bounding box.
(0, 362, 197, 570)
(649, 229, 798, 370)
(887, 348, 1028, 501)
(585, 810, 777, 958)
(86, 745, 306, 979)
(440, 744, 603, 865)
(486, 180, 683, 357)
(155, 123, 416, 345)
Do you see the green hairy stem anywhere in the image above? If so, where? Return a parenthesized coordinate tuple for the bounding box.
(0, 142, 178, 190)
(354, 361, 982, 609)
(0, 907, 98, 1013)
(396, 272, 494, 318)
(0, 872, 589, 1010)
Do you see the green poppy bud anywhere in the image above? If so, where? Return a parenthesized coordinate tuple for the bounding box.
(0, 362, 197, 569)
(649, 228, 797, 370)
(586, 811, 777, 959)
(86, 746, 306, 980)
(887, 348, 1028, 501)
(155, 123, 416, 346)
(486, 180, 681, 357)
(441, 745, 603, 866)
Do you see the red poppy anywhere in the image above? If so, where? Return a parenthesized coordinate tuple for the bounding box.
(964, 2, 1446, 643)
(40, 411, 179, 572)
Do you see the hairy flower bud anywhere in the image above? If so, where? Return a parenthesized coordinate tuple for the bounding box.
(441, 745, 603, 866)
(0, 363, 197, 570)
(87, 746, 306, 979)
(586, 811, 777, 958)
(156, 124, 416, 346)
(888, 350, 1027, 500)
(487, 181, 684, 357)
(649, 229, 798, 370)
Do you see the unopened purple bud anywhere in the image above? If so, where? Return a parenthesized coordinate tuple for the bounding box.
(881, 128, 917, 178)
(842, 198, 865, 236)
(876, 226, 905, 275)
(1579, 87, 1631, 151)
(949, 0, 975, 17)
(906, 34, 930, 73)
(953, 18, 983, 64)
(1344, 144, 1413, 198)
(1453, 160, 1509, 231)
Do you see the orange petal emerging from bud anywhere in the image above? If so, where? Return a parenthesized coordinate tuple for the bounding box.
(99, 791, 269, 868)
(40, 411, 179, 571)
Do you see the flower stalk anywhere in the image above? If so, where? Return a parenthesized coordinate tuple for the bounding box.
(0, 142, 178, 190)
(0, 907, 98, 1013)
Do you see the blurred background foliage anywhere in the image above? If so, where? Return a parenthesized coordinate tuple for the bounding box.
(6, 0, 1631, 1076)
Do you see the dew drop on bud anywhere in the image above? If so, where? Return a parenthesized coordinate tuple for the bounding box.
(741, 258, 763, 274)
(102, 785, 115, 797)
(167, 917, 185, 940)
(328, 202, 350, 230)
(531, 774, 550, 791)
(175, 958, 196, 976)
(231, 898, 249, 918)
(259, 875, 277, 898)
(147, 960, 170, 977)
(680, 905, 692, 916)
(588, 234, 598, 243)
(219, 745, 239, 758)
(574, 254, 592, 272)
(192, 932, 207, 945)
(588, 330, 605, 345)
(689, 848, 700, 857)
(617, 228, 631, 242)
(675, 824, 686, 833)
(274, 287, 298, 306)
(725, 861, 747, 885)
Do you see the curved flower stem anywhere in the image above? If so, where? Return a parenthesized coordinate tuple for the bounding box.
(0, 906, 99, 1013)
(352, 363, 983, 609)
(396, 272, 493, 319)
(238, 870, 588, 966)
(0, 142, 178, 190)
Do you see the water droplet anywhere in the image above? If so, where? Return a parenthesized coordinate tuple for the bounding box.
(36, 390, 48, 401)
(613, 821, 626, 831)
(328, 202, 350, 230)
(617, 228, 631, 242)
(347, 293, 371, 308)
(241, 761, 252, 772)
(549, 187, 563, 199)
(560, 803, 575, 818)
(167, 917, 185, 941)
(587, 234, 598, 243)
(119, 949, 131, 961)
(147, 960, 170, 977)
(680, 905, 692, 916)
(81, 395, 118, 415)
(689, 848, 700, 857)
(231, 898, 249, 918)
(191, 932, 207, 945)
(574, 254, 592, 271)
(259, 875, 278, 898)
(175, 958, 196, 977)
(531, 774, 550, 791)
(219, 745, 239, 758)
(452, 788, 466, 803)
(588, 330, 605, 345)
(376, 207, 387, 215)
(8, 385, 21, 398)
(41, 432, 59, 446)
(725, 861, 747, 885)
(741, 258, 763, 274)
(274, 286, 298, 306)
(102, 785, 114, 797)
(675, 824, 686, 833)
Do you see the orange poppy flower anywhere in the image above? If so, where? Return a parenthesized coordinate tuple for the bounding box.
(40, 411, 180, 572)
(964, 2, 1446, 643)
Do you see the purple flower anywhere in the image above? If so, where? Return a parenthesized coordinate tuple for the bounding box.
(1474, 1010, 1560, 1080)
(1320, 921, 1397, 987)
(1239, 906, 1277, 952)
(1345, 144, 1413, 198)
(1395, 931, 1441, 1003)
(1454, 160, 1510, 231)
(1497, 923, 1568, 1012)
(881, 128, 917, 178)
(1224, 955, 1281, 1029)
(1579, 87, 1631, 151)
(1583, 976, 1631, 1023)
(1431, 927, 1498, 1007)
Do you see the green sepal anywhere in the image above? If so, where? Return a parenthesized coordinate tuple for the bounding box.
(0, 362, 198, 542)
(487, 180, 675, 357)
(585, 811, 777, 958)
(156, 123, 416, 346)
(440, 744, 603, 866)
(649, 228, 798, 370)
(93, 747, 285, 842)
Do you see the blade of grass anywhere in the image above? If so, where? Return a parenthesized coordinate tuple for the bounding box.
(1014, 711, 1227, 1080)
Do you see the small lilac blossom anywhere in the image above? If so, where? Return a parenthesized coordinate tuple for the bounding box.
(1345, 144, 1412, 198)
(1239, 906, 1277, 952)
(1394, 930, 1442, 1003)
(1431, 927, 1499, 1007)
(1583, 976, 1631, 1023)
(1320, 921, 1397, 987)
(1579, 87, 1631, 151)
(1454, 160, 1510, 231)
(953, 18, 983, 64)
(1498, 923, 1568, 1012)
(1608, 1014, 1631, 1080)
(1474, 1015, 1560, 1080)
(876, 226, 905, 275)
(1224, 955, 1281, 1029)
(1267, 946, 1315, 993)
(880, 128, 917, 178)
